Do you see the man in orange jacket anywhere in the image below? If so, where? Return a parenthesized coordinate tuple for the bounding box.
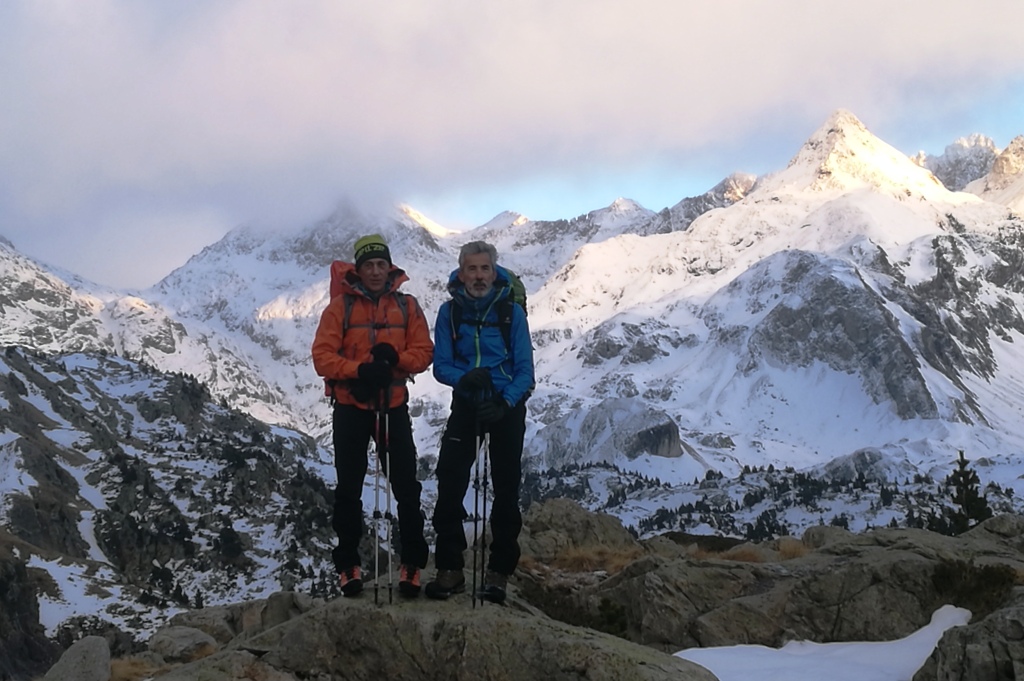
(311, 234, 433, 597)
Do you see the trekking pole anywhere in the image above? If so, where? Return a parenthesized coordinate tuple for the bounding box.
(372, 393, 384, 605)
(382, 386, 394, 604)
(471, 412, 482, 608)
(479, 431, 490, 605)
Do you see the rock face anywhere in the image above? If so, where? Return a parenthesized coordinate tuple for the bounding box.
(41, 635, 110, 681)
(0, 534, 61, 681)
(536, 397, 687, 469)
(912, 135, 998, 191)
(515, 501, 1024, 663)
(520, 497, 640, 562)
(155, 596, 716, 681)
(915, 591, 1024, 681)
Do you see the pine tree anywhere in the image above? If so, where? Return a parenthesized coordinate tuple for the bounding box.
(946, 450, 993, 535)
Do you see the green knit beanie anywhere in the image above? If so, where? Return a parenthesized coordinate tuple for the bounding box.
(353, 234, 392, 268)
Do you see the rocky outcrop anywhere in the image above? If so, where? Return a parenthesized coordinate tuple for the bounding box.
(155, 596, 716, 681)
(41, 636, 109, 681)
(535, 397, 686, 469)
(519, 497, 640, 563)
(0, 532, 61, 681)
(912, 135, 997, 192)
(168, 591, 322, 644)
(992, 137, 1024, 178)
(516, 501, 1024, 661)
(914, 590, 1024, 681)
(737, 250, 939, 420)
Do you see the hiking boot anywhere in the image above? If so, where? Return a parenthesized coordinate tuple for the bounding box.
(399, 564, 421, 598)
(479, 570, 508, 604)
(338, 566, 363, 597)
(424, 569, 466, 600)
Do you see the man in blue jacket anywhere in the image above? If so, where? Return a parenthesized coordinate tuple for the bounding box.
(425, 240, 534, 603)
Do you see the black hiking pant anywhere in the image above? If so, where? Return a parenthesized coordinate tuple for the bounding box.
(432, 396, 527, 576)
(331, 403, 428, 572)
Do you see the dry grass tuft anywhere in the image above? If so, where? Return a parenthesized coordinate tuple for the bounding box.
(777, 536, 809, 560)
(108, 646, 213, 681)
(110, 657, 172, 681)
(550, 545, 645, 574)
(188, 642, 218, 662)
(691, 537, 809, 563)
(517, 554, 546, 574)
(719, 546, 767, 563)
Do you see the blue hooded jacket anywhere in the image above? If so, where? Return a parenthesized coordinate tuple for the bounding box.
(433, 265, 535, 406)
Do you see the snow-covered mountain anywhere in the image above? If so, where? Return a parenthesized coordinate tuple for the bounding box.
(527, 113, 1022, 502)
(3, 108, 1024, 645)
(911, 134, 999, 191)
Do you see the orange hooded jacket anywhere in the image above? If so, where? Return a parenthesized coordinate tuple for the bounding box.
(311, 262, 433, 409)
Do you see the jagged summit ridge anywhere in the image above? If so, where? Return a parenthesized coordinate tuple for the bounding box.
(965, 135, 1024, 213)
(755, 109, 951, 200)
(478, 210, 530, 231)
(911, 134, 998, 191)
(992, 136, 1024, 176)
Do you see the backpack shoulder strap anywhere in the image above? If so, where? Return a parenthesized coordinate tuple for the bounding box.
(394, 291, 410, 327)
(341, 293, 355, 333)
(448, 299, 463, 340)
(497, 298, 514, 351)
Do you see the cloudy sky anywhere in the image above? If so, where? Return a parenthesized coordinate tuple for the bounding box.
(3, 1, 1024, 289)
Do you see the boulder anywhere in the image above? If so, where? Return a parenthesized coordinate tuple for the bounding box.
(262, 591, 321, 630)
(520, 498, 639, 564)
(155, 595, 717, 681)
(148, 625, 218, 663)
(42, 635, 110, 681)
(914, 590, 1024, 681)
(167, 591, 324, 646)
(170, 598, 270, 644)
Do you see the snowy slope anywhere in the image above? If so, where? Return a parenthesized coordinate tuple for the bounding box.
(525, 109, 1024, 489)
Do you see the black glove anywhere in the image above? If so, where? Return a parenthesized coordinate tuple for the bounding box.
(350, 380, 373, 404)
(358, 361, 392, 389)
(477, 396, 508, 424)
(457, 367, 492, 392)
(370, 342, 399, 367)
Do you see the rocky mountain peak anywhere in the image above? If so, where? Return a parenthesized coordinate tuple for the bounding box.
(963, 135, 1024, 210)
(608, 197, 644, 212)
(761, 108, 948, 198)
(398, 204, 456, 237)
(911, 134, 998, 191)
(713, 172, 758, 203)
(992, 135, 1024, 176)
(479, 210, 530, 231)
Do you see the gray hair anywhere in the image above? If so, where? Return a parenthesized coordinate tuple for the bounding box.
(458, 241, 498, 268)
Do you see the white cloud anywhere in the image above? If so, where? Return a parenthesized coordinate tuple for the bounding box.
(1, 0, 1023, 287)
